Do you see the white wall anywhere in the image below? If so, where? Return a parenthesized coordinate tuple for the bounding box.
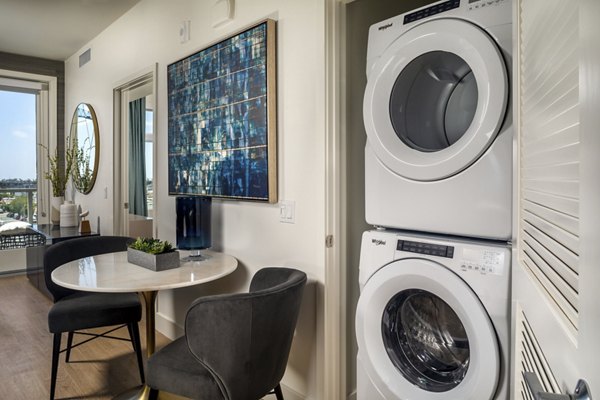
(64, 0, 326, 398)
(0, 248, 25, 273)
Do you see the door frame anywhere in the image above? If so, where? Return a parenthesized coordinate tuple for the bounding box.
(324, 0, 348, 398)
(112, 64, 157, 237)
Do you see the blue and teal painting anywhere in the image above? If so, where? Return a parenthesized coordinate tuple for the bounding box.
(167, 22, 272, 201)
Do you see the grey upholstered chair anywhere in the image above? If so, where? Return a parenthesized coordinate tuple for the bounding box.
(147, 267, 307, 400)
(44, 236, 144, 400)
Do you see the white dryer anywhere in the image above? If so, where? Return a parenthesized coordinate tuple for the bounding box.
(364, 0, 513, 240)
(356, 230, 510, 400)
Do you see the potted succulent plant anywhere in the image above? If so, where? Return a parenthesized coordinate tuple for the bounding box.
(127, 237, 180, 271)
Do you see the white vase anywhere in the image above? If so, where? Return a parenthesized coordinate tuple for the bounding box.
(60, 201, 78, 227)
(51, 196, 63, 225)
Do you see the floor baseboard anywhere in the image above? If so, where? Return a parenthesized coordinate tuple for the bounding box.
(280, 384, 304, 400)
(155, 312, 184, 340)
(0, 269, 26, 277)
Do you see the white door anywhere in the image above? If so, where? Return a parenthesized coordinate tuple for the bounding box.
(113, 67, 157, 238)
(513, 0, 600, 398)
(363, 18, 508, 181)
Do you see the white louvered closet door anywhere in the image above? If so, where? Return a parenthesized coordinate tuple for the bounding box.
(513, 0, 600, 399)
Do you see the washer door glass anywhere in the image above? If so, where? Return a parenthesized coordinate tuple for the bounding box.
(382, 289, 470, 392)
(390, 51, 477, 152)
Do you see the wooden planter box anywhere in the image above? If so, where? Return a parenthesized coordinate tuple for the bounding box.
(127, 248, 180, 271)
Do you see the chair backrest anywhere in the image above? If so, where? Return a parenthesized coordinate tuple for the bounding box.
(185, 267, 307, 400)
(44, 236, 133, 302)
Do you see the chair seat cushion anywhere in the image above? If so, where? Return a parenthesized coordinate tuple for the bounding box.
(48, 292, 141, 333)
(147, 337, 223, 400)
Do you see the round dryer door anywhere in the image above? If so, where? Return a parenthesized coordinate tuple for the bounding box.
(363, 18, 508, 181)
(356, 259, 500, 399)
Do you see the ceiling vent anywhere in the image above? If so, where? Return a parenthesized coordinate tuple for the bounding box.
(79, 48, 92, 68)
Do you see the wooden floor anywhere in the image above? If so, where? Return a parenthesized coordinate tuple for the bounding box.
(0, 274, 172, 400)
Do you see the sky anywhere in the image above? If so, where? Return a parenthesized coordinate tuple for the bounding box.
(0, 90, 36, 180)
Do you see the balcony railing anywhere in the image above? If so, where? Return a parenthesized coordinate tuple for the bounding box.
(0, 188, 37, 225)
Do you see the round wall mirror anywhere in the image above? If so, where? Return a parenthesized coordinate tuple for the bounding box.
(70, 103, 99, 194)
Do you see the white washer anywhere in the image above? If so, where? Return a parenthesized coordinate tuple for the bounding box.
(356, 229, 510, 400)
(364, 0, 512, 240)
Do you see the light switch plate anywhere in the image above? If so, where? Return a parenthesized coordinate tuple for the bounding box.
(279, 200, 295, 224)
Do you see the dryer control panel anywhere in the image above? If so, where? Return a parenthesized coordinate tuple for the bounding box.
(403, 0, 460, 25)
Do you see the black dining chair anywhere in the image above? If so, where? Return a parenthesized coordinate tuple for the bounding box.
(44, 235, 144, 400)
(146, 267, 307, 400)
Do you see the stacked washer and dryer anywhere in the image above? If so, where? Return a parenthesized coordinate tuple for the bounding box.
(355, 1, 513, 399)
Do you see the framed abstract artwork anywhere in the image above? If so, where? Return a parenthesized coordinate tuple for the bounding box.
(167, 19, 277, 202)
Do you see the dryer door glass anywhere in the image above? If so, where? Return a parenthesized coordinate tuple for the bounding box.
(389, 51, 478, 152)
(382, 288, 470, 392)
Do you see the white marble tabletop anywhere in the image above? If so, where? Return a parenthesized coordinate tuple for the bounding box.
(51, 250, 238, 293)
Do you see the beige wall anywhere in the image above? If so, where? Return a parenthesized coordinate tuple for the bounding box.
(64, 0, 326, 398)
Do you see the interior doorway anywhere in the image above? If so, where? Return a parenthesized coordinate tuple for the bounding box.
(113, 65, 157, 238)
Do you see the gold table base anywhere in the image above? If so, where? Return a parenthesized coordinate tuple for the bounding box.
(113, 291, 159, 400)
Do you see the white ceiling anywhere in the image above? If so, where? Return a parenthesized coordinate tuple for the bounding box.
(0, 0, 140, 61)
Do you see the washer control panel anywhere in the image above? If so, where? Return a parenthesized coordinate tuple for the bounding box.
(396, 239, 455, 258)
(460, 248, 505, 275)
(467, 0, 508, 11)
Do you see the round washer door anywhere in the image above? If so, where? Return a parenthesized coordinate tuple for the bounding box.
(363, 18, 508, 181)
(356, 259, 499, 399)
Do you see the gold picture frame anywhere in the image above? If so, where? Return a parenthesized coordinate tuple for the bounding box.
(167, 19, 277, 203)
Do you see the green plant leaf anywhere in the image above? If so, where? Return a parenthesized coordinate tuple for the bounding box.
(130, 237, 174, 254)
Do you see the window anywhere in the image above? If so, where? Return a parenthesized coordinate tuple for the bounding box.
(0, 71, 55, 273)
(0, 89, 38, 225)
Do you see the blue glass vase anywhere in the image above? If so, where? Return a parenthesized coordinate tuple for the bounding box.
(176, 196, 212, 259)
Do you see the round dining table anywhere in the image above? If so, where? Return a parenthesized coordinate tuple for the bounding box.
(51, 249, 238, 400)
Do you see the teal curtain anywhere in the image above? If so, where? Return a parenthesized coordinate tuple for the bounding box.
(128, 98, 147, 217)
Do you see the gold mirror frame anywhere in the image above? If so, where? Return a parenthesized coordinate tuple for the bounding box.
(70, 103, 99, 194)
